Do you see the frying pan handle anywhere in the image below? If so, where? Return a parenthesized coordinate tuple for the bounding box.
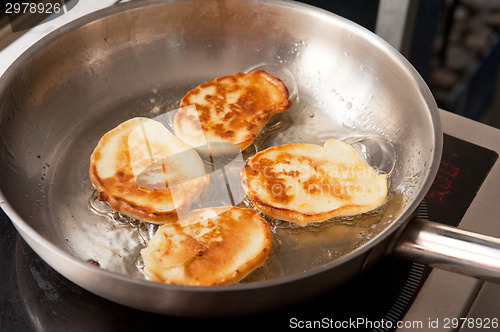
(394, 218, 500, 283)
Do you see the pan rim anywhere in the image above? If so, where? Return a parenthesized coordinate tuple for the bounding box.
(0, 0, 443, 300)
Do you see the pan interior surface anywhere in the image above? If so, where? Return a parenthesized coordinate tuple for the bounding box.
(0, 0, 441, 314)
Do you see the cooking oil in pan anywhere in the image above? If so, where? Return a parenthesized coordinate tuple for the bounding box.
(87, 129, 398, 283)
(83, 65, 399, 283)
(87, 188, 397, 282)
(241, 193, 399, 282)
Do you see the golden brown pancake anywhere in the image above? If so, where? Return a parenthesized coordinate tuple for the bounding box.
(141, 206, 272, 286)
(173, 70, 291, 155)
(241, 139, 388, 224)
(89, 117, 209, 223)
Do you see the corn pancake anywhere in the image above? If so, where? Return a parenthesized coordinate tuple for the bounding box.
(241, 139, 388, 224)
(141, 206, 272, 286)
(173, 70, 291, 155)
(89, 117, 209, 223)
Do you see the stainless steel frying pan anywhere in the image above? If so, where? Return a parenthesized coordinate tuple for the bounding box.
(1, 0, 500, 317)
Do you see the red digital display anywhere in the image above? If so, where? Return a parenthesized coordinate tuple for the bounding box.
(423, 134, 497, 227)
(425, 161, 460, 202)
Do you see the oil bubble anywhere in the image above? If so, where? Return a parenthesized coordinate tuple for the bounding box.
(244, 63, 298, 102)
(340, 133, 397, 176)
